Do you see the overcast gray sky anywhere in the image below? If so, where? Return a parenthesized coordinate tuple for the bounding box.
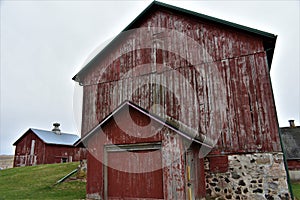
(1, 1, 299, 155)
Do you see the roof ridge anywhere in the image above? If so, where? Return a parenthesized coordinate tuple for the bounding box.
(30, 128, 77, 136)
(125, 1, 276, 38)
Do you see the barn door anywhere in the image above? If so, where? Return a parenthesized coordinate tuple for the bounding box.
(104, 143, 163, 200)
(185, 149, 195, 200)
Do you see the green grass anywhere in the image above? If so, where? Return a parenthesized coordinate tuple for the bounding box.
(0, 162, 85, 199)
(292, 182, 300, 200)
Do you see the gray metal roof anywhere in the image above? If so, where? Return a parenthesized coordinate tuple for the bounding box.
(30, 128, 79, 146)
(280, 126, 300, 160)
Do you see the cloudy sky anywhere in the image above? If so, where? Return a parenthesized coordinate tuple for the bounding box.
(1, 1, 299, 155)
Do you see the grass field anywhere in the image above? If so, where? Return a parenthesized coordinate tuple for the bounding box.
(0, 162, 85, 199)
(292, 182, 300, 200)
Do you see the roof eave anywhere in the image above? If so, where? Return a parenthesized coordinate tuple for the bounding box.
(13, 128, 37, 146)
(46, 143, 76, 147)
(77, 100, 212, 149)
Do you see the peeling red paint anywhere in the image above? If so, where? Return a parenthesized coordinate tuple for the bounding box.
(208, 155, 229, 173)
(78, 4, 280, 199)
(80, 9, 280, 154)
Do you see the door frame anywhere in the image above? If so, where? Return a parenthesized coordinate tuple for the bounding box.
(185, 148, 195, 200)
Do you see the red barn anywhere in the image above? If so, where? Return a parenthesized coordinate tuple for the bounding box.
(13, 123, 86, 167)
(74, 1, 291, 199)
(280, 120, 300, 181)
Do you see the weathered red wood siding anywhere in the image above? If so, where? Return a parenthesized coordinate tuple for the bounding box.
(86, 105, 206, 199)
(80, 8, 280, 155)
(13, 131, 45, 167)
(44, 144, 86, 164)
(287, 160, 300, 170)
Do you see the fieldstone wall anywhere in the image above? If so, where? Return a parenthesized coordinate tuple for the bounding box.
(205, 153, 291, 200)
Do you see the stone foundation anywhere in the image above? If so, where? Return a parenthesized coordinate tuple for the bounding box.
(289, 170, 300, 181)
(205, 153, 291, 200)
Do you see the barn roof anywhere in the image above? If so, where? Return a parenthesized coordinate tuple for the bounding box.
(75, 100, 212, 149)
(280, 126, 300, 160)
(72, 1, 277, 83)
(13, 128, 80, 146)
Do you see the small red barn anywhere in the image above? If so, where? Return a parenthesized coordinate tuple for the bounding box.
(13, 123, 86, 167)
(78, 101, 208, 199)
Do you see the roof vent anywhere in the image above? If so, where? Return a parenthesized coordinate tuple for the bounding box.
(52, 123, 61, 134)
(288, 120, 296, 128)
